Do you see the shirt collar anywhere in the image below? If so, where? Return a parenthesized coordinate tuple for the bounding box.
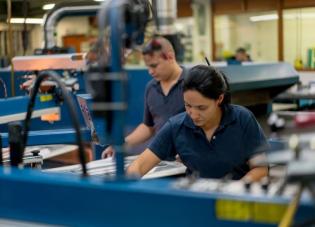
(183, 104, 236, 131)
(220, 104, 236, 127)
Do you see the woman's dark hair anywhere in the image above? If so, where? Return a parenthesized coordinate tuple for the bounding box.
(183, 65, 231, 106)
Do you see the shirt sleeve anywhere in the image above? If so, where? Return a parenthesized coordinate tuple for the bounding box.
(242, 111, 269, 159)
(147, 121, 176, 160)
(143, 86, 154, 127)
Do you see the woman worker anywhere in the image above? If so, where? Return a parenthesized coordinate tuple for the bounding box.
(127, 64, 268, 181)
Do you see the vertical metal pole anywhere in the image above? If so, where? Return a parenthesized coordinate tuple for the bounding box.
(7, 0, 15, 96)
(277, 0, 284, 62)
(210, 1, 216, 61)
(109, 3, 125, 178)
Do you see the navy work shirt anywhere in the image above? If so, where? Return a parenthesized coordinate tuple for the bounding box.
(143, 67, 187, 132)
(148, 104, 269, 179)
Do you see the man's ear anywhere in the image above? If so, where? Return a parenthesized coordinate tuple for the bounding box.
(167, 52, 175, 60)
(161, 52, 168, 60)
(162, 52, 174, 60)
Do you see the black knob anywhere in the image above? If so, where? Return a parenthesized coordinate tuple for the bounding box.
(268, 113, 285, 133)
(243, 178, 252, 192)
(260, 177, 269, 193)
(31, 150, 40, 157)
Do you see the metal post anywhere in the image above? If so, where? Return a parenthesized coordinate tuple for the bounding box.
(109, 3, 126, 178)
(7, 0, 15, 96)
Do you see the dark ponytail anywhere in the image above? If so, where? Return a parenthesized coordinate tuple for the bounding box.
(183, 65, 231, 106)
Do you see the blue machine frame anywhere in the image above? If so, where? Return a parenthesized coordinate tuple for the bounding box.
(0, 167, 313, 227)
(0, 1, 305, 224)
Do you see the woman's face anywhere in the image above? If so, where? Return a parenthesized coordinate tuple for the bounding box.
(184, 90, 223, 128)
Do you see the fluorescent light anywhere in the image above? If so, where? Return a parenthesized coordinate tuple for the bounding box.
(301, 13, 315, 19)
(43, 3, 55, 10)
(175, 23, 184, 31)
(250, 14, 278, 22)
(284, 13, 315, 19)
(10, 18, 44, 24)
(250, 13, 315, 22)
(94, 0, 105, 1)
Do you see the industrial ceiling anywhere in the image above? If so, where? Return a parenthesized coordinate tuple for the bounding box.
(0, 0, 99, 22)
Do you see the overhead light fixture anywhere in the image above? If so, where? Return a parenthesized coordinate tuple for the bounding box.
(250, 12, 315, 22)
(43, 3, 55, 10)
(94, 0, 105, 2)
(250, 14, 278, 22)
(284, 13, 315, 19)
(10, 18, 44, 25)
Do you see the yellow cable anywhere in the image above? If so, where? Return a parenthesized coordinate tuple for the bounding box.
(278, 184, 304, 227)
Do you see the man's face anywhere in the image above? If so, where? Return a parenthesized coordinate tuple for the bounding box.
(235, 52, 247, 62)
(143, 52, 170, 81)
(184, 90, 223, 128)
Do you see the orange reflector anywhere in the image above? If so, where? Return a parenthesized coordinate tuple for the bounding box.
(41, 113, 60, 122)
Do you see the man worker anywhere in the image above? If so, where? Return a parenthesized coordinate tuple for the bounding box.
(102, 36, 187, 158)
(234, 47, 251, 62)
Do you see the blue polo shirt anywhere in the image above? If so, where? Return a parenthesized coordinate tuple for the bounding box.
(143, 67, 187, 132)
(148, 104, 269, 179)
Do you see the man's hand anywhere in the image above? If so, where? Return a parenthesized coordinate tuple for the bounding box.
(175, 154, 182, 163)
(101, 145, 115, 159)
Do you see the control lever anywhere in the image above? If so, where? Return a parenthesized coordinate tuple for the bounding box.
(9, 122, 23, 167)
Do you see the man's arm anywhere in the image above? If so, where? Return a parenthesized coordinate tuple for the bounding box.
(242, 153, 268, 182)
(102, 123, 154, 158)
(125, 123, 154, 146)
(127, 148, 161, 177)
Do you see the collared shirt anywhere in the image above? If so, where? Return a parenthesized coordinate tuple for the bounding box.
(148, 104, 269, 179)
(143, 67, 187, 132)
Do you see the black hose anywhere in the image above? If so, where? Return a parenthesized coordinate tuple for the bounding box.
(0, 78, 7, 98)
(22, 71, 87, 176)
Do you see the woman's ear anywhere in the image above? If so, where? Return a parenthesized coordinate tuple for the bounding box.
(217, 94, 224, 106)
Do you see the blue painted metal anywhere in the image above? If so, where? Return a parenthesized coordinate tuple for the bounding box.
(76, 94, 107, 144)
(0, 168, 313, 227)
(0, 94, 91, 147)
(1, 63, 299, 97)
(0, 95, 55, 117)
(76, 94, 108, 158)
(0, 63, 300, 152)
(0, 128, 91, 147)
(108, 2, 127, 177)
(0, 69, 22, 97)
(218, 63, 299, 92)
(0, 63, 299, 131)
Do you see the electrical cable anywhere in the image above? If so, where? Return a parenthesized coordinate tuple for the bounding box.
(22, 71, 87, 176)
(205, 56, 211, 66)
(278, 184, 304, 227)
(0, 77, 8, 98)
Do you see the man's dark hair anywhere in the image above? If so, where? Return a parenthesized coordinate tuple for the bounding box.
(141, 37, 174, 59)
(236, 47, 246, 54)
(183, 65, 231, 106)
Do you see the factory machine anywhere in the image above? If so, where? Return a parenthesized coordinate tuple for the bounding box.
(0, 0, 314, 226)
